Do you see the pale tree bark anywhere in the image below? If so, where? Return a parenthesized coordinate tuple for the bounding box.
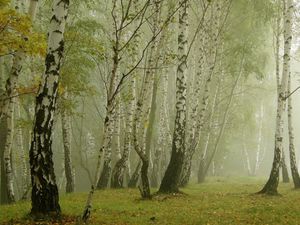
(2, 0, 39, 205)
(199, 57, 244, 182)
(2, 92, 15, 204)
(197, 82, 219, 183)
(111, 79, 136, 188)
(287, 74, 300, 188)
(128, 160, 142, 188)
(83, 0, 150, 220)
(274, 5, 289, 183)
(61, 92, 74, 193)
(258, 0, 293, 195)
(114, 101, 122, 161)
(253, 100, 264, 176)
(1, 0, 25, 204)
(151, 68, 170, 187)
(130, 0, 162, 198)
(16, 97, 29, 198)
(242, 135, 252, 176)
(96, 0, 127, 189)
(159, 0, 188, 193)
(29, 0, 69, 215)
(281, 151, 290, 183)
(180, 0, 227, 186)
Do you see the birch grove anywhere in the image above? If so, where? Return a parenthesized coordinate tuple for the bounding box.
(3, 0, 300, 223)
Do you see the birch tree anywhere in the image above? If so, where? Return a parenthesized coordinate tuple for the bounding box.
(61, 92, 74, 193)
(1, 0, 39, 204)
(159, 0, 189, 193)
(258, 0, 293, 195)
(29, 0, 69, 215)
(287, 73, 300, 188)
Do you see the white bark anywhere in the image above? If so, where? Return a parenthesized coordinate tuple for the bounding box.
(30, 0, 69, 213)
(254, 101, 264, 175)
(259, 0, 293, 194)
(159, 0, 188, 193)
(16, 98, 28, 197)
(2, 0, 39, 204)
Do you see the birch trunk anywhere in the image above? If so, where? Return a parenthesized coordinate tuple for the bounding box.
(111, 78, 136, 188)
(61, 96, 74, 193)
(151, 69, 169, 187)
(199, 58, 243, 182)
(180, 2, 221, 187)
(1, 0, 39, 204)
(16, 98, 29, 198)
(281, 151, 290, 183)
(287, 74, 300, 188)
(253, 101, 264, 175)
(159, 0, 188, 193)
(258, 0, 293, 195)
(29, 0, 69, 215)
(131, 0, 162, 198)
(2, 95, 15, 203)
(242, 130, 252, 176)
(96, 101, 115, 189)
(96, 30, 120, 190)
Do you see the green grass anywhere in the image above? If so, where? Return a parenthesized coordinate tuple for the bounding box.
(1, 177, 300, 224)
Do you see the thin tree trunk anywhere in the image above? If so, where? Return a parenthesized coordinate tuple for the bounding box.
(199, 57, 243, 182)
(258, 0, 293, 195)
(61, 95, 75, 193)
(111, 78, 136, 188)
(180, 2, 222, 187)
(128, 161, 142, 188)
(16, 97, 29, 198)
(243, 131, 252, 176)
(253, 101, 264, 175)
(287, 74, 300, 188)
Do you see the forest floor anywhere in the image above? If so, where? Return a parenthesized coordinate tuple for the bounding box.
(1, 177, 300, 225)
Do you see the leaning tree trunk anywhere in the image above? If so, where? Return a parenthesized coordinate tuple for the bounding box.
(287, 74, 300, 188)
(159, 0, 188, 193)
(96, 101, 115, 189)
(128, 161, 142, 188)
(29, 0, 69, 215)
(130, 0, 162, 199)
(96, 36, 120, 189)
(111, 78, 136, 188)
(258, 0, 293, 195)
(61, 95, 74, 193)
(199, 55, 243, 182)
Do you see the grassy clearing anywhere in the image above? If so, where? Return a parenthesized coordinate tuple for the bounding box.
(1, 177, 300, 224)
